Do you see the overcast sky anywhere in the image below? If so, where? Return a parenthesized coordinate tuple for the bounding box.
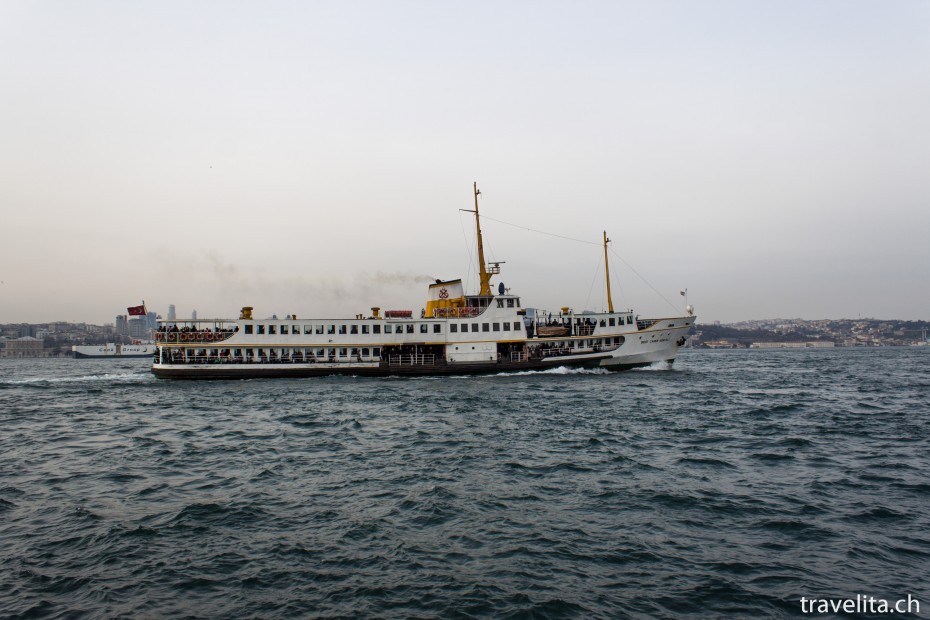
(2, 1, 928, 324)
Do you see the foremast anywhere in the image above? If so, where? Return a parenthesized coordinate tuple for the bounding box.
(467, 181, 493, 296)
(603, 231, 614, 312)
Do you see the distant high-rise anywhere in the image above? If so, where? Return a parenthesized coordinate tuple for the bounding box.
(192, 309, 197, 321)
(167, 304, 176, 321)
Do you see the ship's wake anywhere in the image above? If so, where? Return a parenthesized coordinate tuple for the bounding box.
(1, 372, 151, 386)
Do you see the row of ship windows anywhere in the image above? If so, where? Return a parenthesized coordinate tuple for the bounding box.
(243, 322, 524, 336)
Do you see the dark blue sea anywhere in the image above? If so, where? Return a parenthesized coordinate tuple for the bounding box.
(1, 348, 928, 618)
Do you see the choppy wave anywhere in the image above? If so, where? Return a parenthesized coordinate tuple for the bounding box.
(0, 349, 928, 618)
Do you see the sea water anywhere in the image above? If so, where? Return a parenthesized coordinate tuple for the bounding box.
(1, 348, 928, 617)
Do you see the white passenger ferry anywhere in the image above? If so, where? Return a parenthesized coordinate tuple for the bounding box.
(151, 185, 695, 379)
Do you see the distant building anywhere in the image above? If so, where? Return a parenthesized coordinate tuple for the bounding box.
(167, 304, 176, 321)
(1, 336, 45, 358)
(128, 317, 151, 340)
(192, 309, 197, 321)
(750, 341, 835, 349)
(115, 315, 128, 336)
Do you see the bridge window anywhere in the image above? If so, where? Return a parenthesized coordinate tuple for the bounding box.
(599, 320, 606, 327)
(609, 318, 616, 326)
(497, 299, 504, 308)
(269, 325, 277, 335)
(420, 324, 428, 334)
(385, 325, 392, 334)
(482, 323, 490, 332)
(507, 299, 514, 308)
(373, 325, 381, 334)
(450, 324, 458, 333)
(280, 325, 289, 335)
(433, 324, 441, 334)
(338, 325, 347, 334)
(493, 323, 500, 331)
(503, 322, 510, 331)
(245, 325, 253, 335)
(257, 325, 265, 335)
(351, 325, 359, 334)
(461, 323, 468, 332)
(513, 322, 521, 330)
(303, 325, 312, 334)
(327, 325, 335, 334)
(471, 324, 479, 332)
(315, 325, 323, 334)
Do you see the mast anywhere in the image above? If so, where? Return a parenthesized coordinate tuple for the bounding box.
(603, 231, 614, 312)
(474, 182, 492, 296)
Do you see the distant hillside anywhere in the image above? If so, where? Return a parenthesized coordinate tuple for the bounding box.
(692, 319, 930, 347)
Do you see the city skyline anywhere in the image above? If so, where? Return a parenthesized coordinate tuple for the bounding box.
(2, 2, 928, 324)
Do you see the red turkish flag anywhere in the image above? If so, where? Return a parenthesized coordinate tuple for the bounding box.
(127, 304, 147, 316)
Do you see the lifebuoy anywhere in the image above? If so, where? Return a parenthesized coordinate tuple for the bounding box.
(196, 333, 204, 341)
(206, 333, 214, 342)
(180, 333, 188, 342)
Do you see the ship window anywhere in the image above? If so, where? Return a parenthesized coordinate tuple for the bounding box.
(373, 347, 381, 357)
(450, 324, 458, 333)
(314, 325, 322, 334)
(433, 324, 441, 334)
(503, 322, 510, 331)
(328, 348, 336, 358)
(507, 299, 514, 308)
(420, 324, 428, 334)
(269, 325, 277, 335)
(406, 324, 414, 334)
(599, 320, 606, 327)
(245, 325, 253, 335)
(327, 325, 335, 334)
(385, 325, 392, 334)
(281, 325, 289, 334)
(339, 348, 347, 357)
(461, 323, 468, 332)
(493, 323, 500, 331)
(496, 299, 504, 308)
(513, 322, 521, 330)
(515, 298, 520, 306)
(482, 323, 490, 332)
(471, 324, 479, 332)
(339, 325, 347, 334)
(257, 325, 265, 335)
(351, 325, 358, 334)
(361, 348, 369, 356)
(373, 325, 381, 334)
(609, 318, 616, 326)
(361, 325, 369, 334)
(317, 348, 325, 357)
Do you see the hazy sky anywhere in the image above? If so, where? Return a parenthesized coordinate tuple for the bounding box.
(2, 1, 928, 324)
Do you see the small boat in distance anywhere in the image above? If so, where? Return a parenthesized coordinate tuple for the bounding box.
(151, 184, 695, 379)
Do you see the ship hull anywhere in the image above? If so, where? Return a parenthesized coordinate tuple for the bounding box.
(151, 322, 689, 379)
(73, 344, 155, 359)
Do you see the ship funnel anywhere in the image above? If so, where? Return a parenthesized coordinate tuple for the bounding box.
(240, 306, 253, 320)
(371, 307, 381, 319)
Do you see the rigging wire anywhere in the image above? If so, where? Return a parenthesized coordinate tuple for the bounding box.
(458, 211, 476, 292)
(479, 215, 601, 247)
(609, 247, 680, 313)
(478, 212, 682, 313)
